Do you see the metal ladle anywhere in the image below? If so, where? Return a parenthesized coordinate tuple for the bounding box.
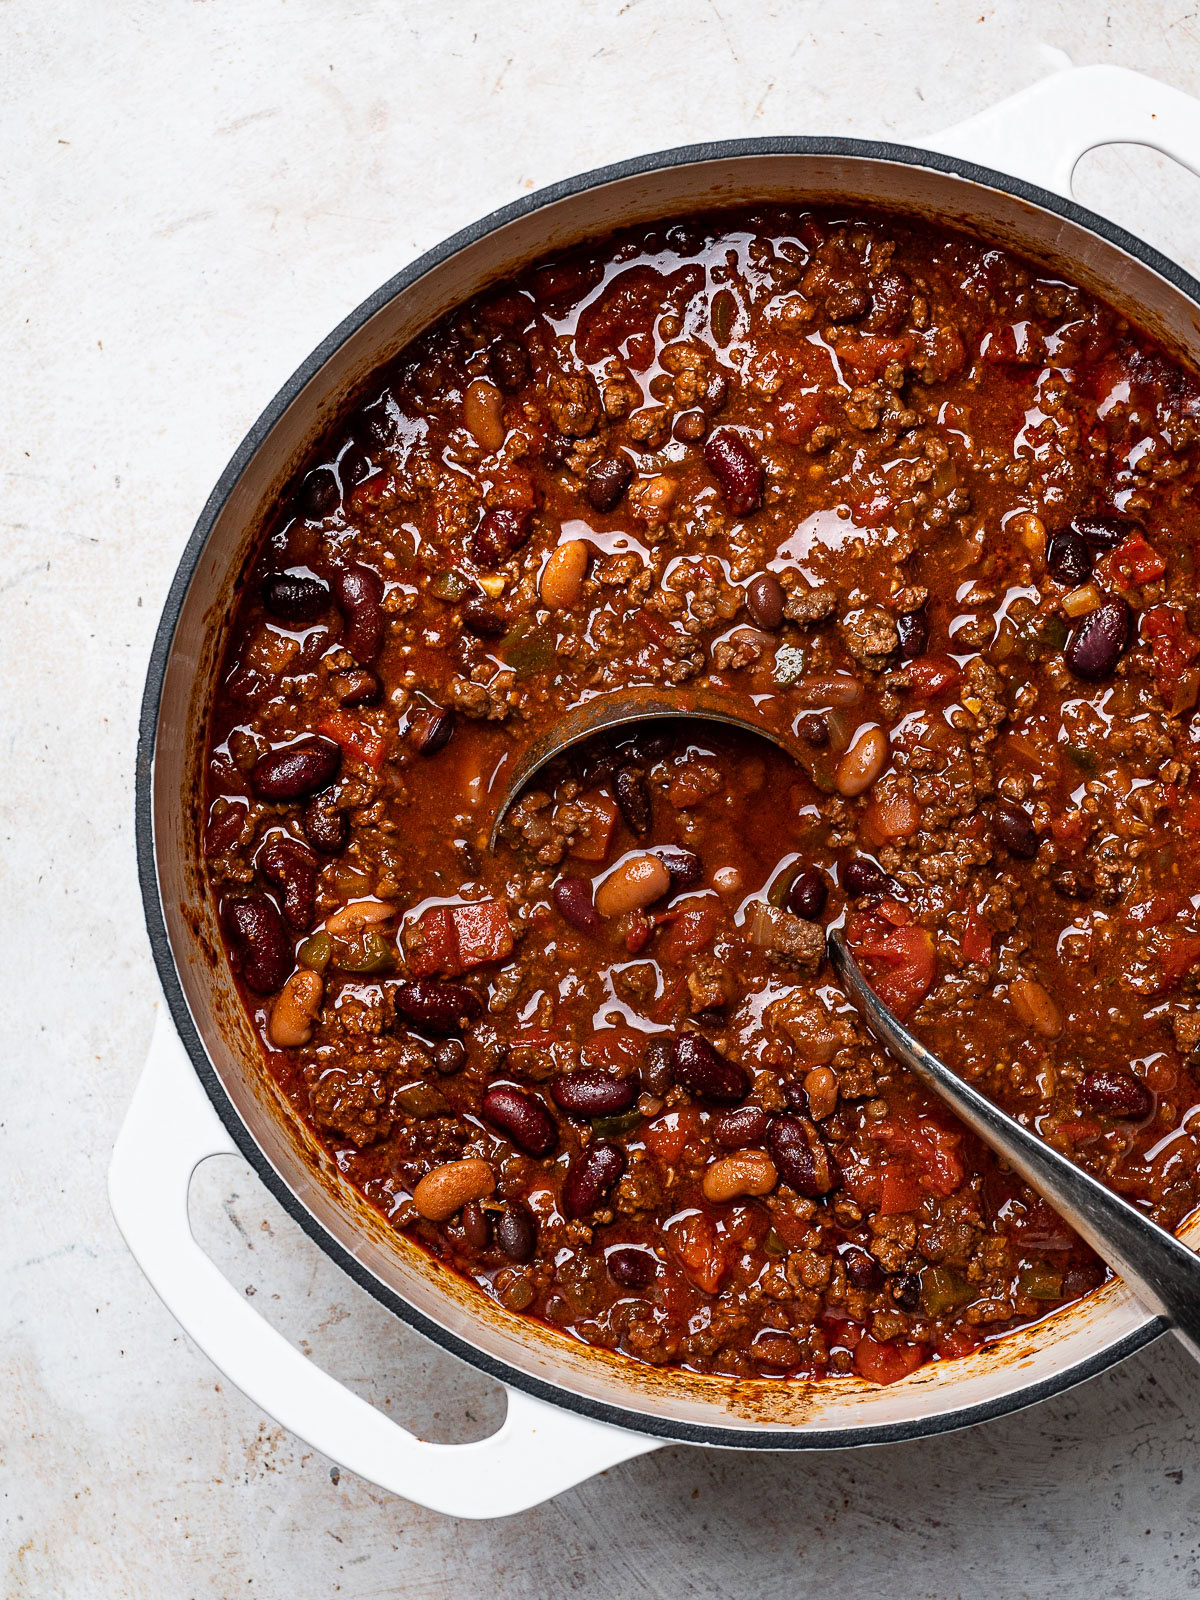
(829, 928, 1200, 1363)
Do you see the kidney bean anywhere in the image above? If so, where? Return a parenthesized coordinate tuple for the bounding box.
(551, 1071, 638, 1117)
(489, 337, 530, 392)
(584, 454, 633, 512)
(1072, 513, 1130, 551)
(462, 594, 508, 636)
(786, 866, 828, 921)
(895, 606, 929, 658)
(393, 980, 482, 1035)
(261, 571, 330, 623)
(494, 1202, 537, 1264)
(842, 856, 891, 897)
(1064, 597, 1132, 680)
(225, 897, 291, 995)
(332, 563, 385, 663)
(614, 767, 652, 836)
(251, 737, 341, 801)
(1046, 530, 1092, 586)
(890, 1272, 922, 1311)
(607, 1246, 656, 1290)
(412, 706, 455, 756)
(672, 1034, 749, 1103)
(302, 789, 348, 854)
(841, 1245, 884, 1290)
(482, 1085, 557, 1155)
(595, 854, 671, 918)
(702, 1150, 777, 1202)
(746, 572, 785, 630)
(768, 1113, 838, 1197)
(470, 507, 531, 567)
(712, 1105, 770, 1148)
(259, 835, 318, 930)
(301, 466, 339, 519)
(641, 1037, 675, 1096)
(412, 1157, 496, 1222)
(835, 725, 889, 797)
(563, 1141, 625, 1219)
(552, 877, 602, 937)
(1078, 1069, 1152, 1118)
(994, 799, 1040, 859)
(703, 428, 763, 514)
(461, 1199, 491, 1250)
(433, 1038, 467, 1075)
(651, 845, 704, 895)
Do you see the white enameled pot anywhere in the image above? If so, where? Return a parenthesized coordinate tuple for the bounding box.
(112, 64, 1200, 1519)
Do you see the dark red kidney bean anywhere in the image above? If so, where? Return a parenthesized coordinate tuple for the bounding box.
(797, 713, 829, 747)
(1046, 530, 1092, 586)
(890, 1271, 921, 1311)
(1064, 597, 1132, 681)
(462, 594, 508, 636)
(252, 737, 341, 802)
(703, 428, 763, 515)
(461, 1200, 490, 1250)
(841, 1245, 885, 1290)
(261, 571, 330, 623)
(301, 466, 339, 519)
(301, 789, 348, 854)
(895, 606, 929, 659)
(768, 1113, 838, 1197)
(745, 572, 784, 630)
(1078, 1069, 1152, 1118)
(652, 845, 703, 895)
(584, 455, 632, 513)
(259, 835, 318, 930)
(332, 563, 385, 664)
(614, 768, 651, 836)
(470, 508, 531, 568)
(786, 866, 828, 921)
(1072, 513, 1130, 552)
(553, 876, 603, 937)
(482, 1086, 557, 1155)
(393, 980, 482, 1035)
(563, 1141, 625, 1219)
(489, 337, 530, 392)
(205, 801, 248, 857)
(433, 1038, 467, 1075)
(496, 1201, 537, 1263)
(994, 800, 1040, 860)
(332, 668, 380, 707)
(225, 897, 291, 995)
(607, 1246, 656, 1290)
(551, 1071, 638, 1118)
(413, 706, 455, 756)
(841, 856, 891, 897)
(641, 1037, 675, 1096)
(711, 1104, 770, 1149)
(672, 1034, 749, 1103)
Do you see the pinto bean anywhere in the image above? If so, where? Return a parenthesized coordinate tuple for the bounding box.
(540, 539, 589, 609)
(552, 876, 603, 936)
(803, 1066, 838, 1121)
(495, 1201, 537, 1262)
(393, 980, 482, 1035)
(712, 1105, 770, 1148)
(470, 508, 531, 568)
(551, 1072, 638, 1117)
(746, 572, 785, 630)
(332, 563, 385, 664)
(613, 768, 652, 836)
(672, 1034, 749, 1103)
(225, 897, 291, 995)
(464, 377, 506, 452)
(259, 835, 318, 930)
(1010, 977, 1063, 1039)
(1064, 597, 1132, 680)
(1079, 1069, 1152, 1119)
(325, 898, 395, 934)
(584, 454, 632, 512)
(563, 1141, 625, 1218)
(702, 1150, 778, 1202)
(267, 969, 323, 1047)
(482, 1085, 557, 1155)
(607, 1246, 656, 1289)
(252, 737, 341, 801)
(768, 1113, 838, 1197)
(704, 427, 763, 514)
(650, 845, 703, 895)
(302, 788, 348, 854)
(594, 853, 671, 917)
(835, 725, 889, 797)
(413, 1158, 496, 1222)
(261, 571, 330, 623)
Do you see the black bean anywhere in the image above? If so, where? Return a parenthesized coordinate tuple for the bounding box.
(251, 737, 341, 802)
(562, 1141, 625, 1219)
(462, 595, 508, 637)
(711, 1105, 770, 1149)
(652, 845, 704, 895)
(641, 1037, 675, 1096)
(895, 606, 929, 659)
(413, 706, 455, 756)
(461, 1200, 490, 1250)
(994, 799, 1040, 860)
(1072, 513, 1131, 552)
(890, 1272, 922, 1311)
(552, 876, 603, 937)
(1046, 530, 1092, 586)
(482, 1086, 557, 1155)
(332, 563, 385, 664)
(841, 856, 890, 897)
(261, 571, 330, 624)
(703, 428, 763, 515)
(841, 1245, 884, 1290)
(768, 1114, 838, 1197)
(340, 450, 370, 489)
(1064, 597, 1132, 681)
(584, 455, 632, 513)
(607, 1246, 656, 1290)
(672, 409, 707, 443)
(551, 1071, 638, 1117)
(746, 572, 785, 630)
(433, 1038, 467, 1075)
(495, 1202, 537, 1263)
(258, 835, 318, 930)
(489, 337, 530, 392)
(470, 508, 531, 567)
(614, 767, 652, 836)
(301, 789, 348, 854)
(797, 713, 830, 747)
(1078, 1069, 1152, 1119)
(672, 1035, 749, 1103)
(301, 466, 339, 519)
(224, 897, 291, 995)
(393, 980, 482, 1036)
(786, 866, 828, 921)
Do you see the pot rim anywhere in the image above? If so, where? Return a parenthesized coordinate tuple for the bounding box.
(136, 133, 1182, 1449)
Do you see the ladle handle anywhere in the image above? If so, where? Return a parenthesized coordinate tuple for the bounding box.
(829, 933, 1200, 1363)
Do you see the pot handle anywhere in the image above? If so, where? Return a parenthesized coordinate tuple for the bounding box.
(108, 1011, 659, 1519)
(926, 62, 1200, 198)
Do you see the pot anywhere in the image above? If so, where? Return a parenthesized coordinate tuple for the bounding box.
(111, 64, 1200, 1518)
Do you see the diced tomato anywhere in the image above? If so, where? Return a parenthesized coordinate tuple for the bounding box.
(1050, 813, 1085, 846)
(845, 913, 937, 1021)
(962, 906, 992, 964)
(406, 900, 513, 977)
(934, 1324, 983, 1361)
(1141, 603, 1200, 699)
(770, 1211, 811, 1249)
(624, 913, 653, 954)
(631, 609, 682, 648)
(1004, 1198, 1076, 1252)
(905, 654, 961, 697)
(848, 494, 893, 529)
(854, 1336, 926, 1386)
(580, 1027, 647, 1071)
(1126, 893, 1183, 928)
(643, 1107, 702, 1164)
(879, 1167, 925, 1215)
(868, 1114, 965, 1198)
(569, 791, 618, 861)
(1104, 531, 1166, 586)
(317, 711, 389, 770)
(669, 1212, 728, 1294)
(774, 387, 824, 444)
(654, 906, 717, 960)
(837, 334, 911, 384)
(1155, 933, 1200, 992)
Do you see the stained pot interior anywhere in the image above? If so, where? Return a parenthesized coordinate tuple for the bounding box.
(149, 147, 1198, 1443)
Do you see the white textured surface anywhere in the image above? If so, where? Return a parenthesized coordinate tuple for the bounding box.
(6, 2, 1200, 1593)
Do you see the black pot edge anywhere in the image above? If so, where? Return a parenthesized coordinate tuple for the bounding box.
(135, 132, 1182, 1455)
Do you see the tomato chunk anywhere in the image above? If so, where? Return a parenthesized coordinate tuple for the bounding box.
(854, 1336, 926, 1385)
(317, 711, 389, 769)
(406, 900, 514, 978)
(670, 1212, 728, 1294)
(845, 913, 937, 1021)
